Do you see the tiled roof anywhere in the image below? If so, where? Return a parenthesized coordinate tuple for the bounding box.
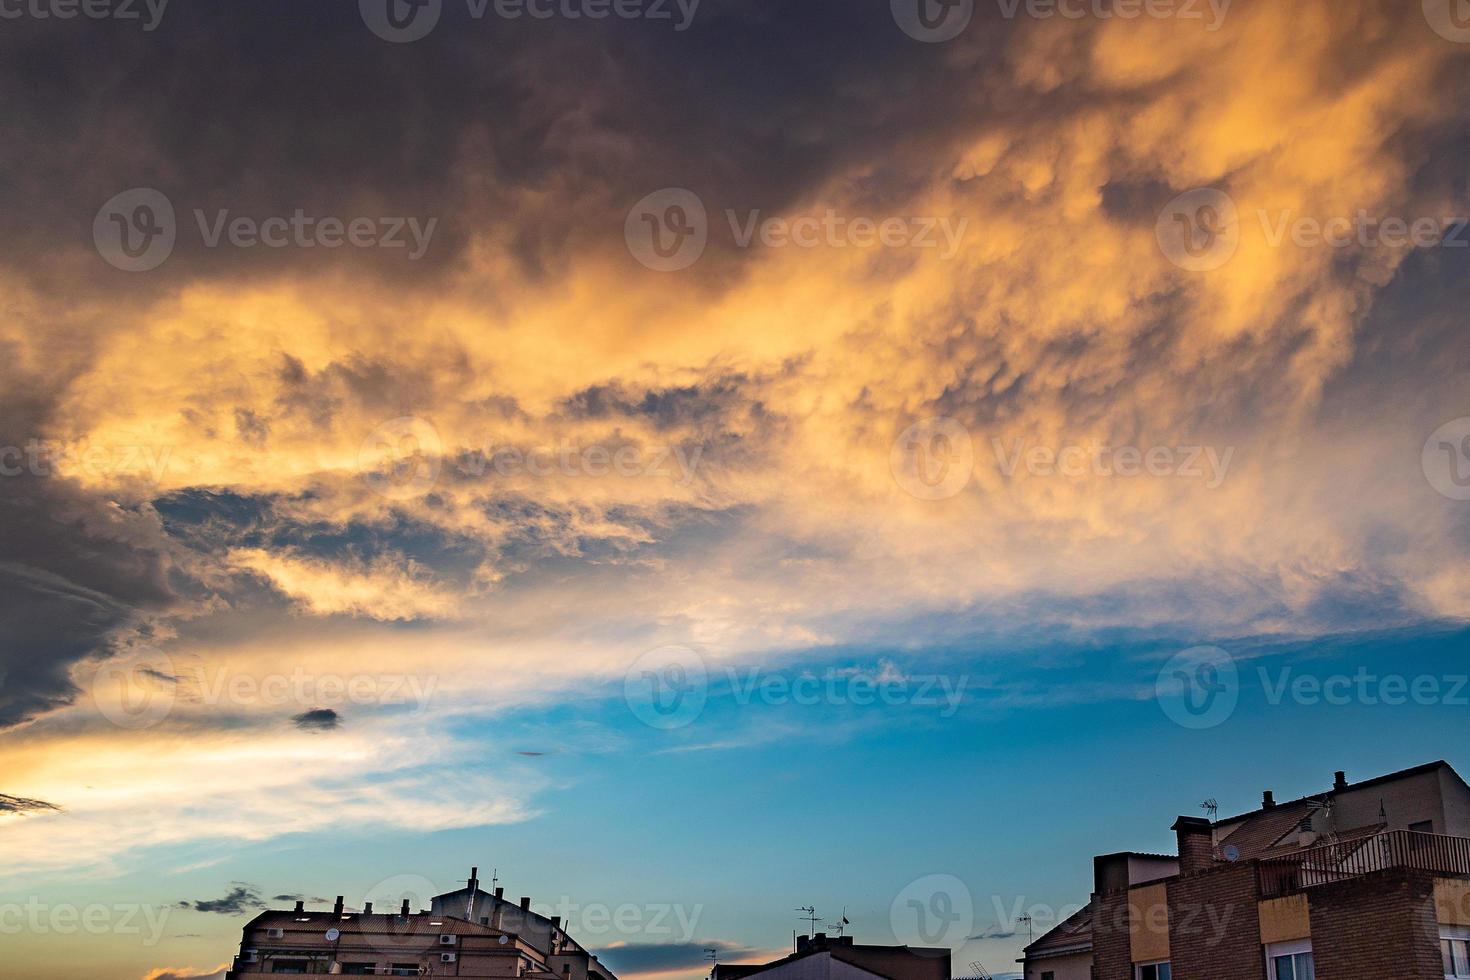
(1022, 903, 1091, 957)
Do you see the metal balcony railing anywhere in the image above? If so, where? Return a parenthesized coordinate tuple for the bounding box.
(1258, 830, 1470, 898)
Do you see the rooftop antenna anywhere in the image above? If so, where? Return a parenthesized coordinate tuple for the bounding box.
(796, 906, 819, 936)
(1017, 913, 1033, 945)
(1201, 798, 1219, 847)
(825, 907, 850, 938)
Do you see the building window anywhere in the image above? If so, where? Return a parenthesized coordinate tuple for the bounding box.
(1041, 972, 1054, 980)
(1135, 962, 1170, 980)
(341, 965, 377, 976)
(391, 966, 421, 977)
(1411, 820, 1435, 833)
(1443, 927, 1470, 978)
(270, 961, 308, 975)
(1266, 940, 1314, 980)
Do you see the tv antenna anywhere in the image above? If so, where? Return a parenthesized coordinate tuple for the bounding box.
(796, 906, 819, 935)
(824, 907, 850, 938)
(1201, 798, 1219, 846)
(706, 948, 719, 965)
(1017, 914, 1033, 945)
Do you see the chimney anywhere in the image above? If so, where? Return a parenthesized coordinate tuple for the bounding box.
(1092, 853, 1131, 896)
(363, 902, 373, 915)
(469, 867, 480, 892)
(401, 899, 411, 917)
(294, 900, 305, 913)
(1263, 790, 1276, 809)
(1173, 816, 1215, 876)
(333, 896, 344, 916)
(494, 887, 504, 900)
(1297, 814, 1317, 849)
(551, 916, 562, 930)
(1334, 770, 1348, 791)
(520, 896, 531, 911)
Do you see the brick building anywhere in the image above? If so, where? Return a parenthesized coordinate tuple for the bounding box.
(223, 868, 620, 978)
(1021, 761, 1470, 980)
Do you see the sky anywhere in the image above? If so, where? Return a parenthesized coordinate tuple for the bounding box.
(1, 0, 1469, 978)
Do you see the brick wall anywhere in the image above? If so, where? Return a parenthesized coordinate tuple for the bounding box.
(1165, 863, 1262, 980)
(1307, 869, 1441, 980)
(1091, 889, 1133, 980)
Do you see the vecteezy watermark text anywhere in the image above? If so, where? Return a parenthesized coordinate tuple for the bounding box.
(90, 651, 440, 730)
(992, 437, 1235, 488)
(0, 0, 168, 29)
(0, 439, 171, 485)
(890, 0, 1228, 44)
(0, 901, 171, 946)
(624, 188, 969, 272)
(359, 0, 698, 43)
(94, 188, 437, 272)
(623, 647, 966, 730)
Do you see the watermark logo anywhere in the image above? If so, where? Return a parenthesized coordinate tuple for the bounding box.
(1156, 645, 1238, 729)
(360, 0, 442, 41)
(1156, 187, 1239, 272)
(891, 418, 974, 500)
(890, 874, 973, 948)
(94, 189, 438, 269)
(626, 188, 708, 272)
(1423, 0, 1470, 42)
(89, 649, 178, 730)
(358, 416, 444, 500)
(1422, 418, 1470, 501)
(624, 645, 708, 730)
(94, 188, 176, 272)
(891, 0, 973, 42)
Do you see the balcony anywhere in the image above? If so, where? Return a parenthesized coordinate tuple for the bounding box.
(1258, 830, 1470, 898)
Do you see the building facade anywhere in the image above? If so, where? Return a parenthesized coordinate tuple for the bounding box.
(1021, 761, 1470, 980)
(223, 869, 620, 979)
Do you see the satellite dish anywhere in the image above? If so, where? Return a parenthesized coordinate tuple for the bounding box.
(498, 935, 510, 945)
(1222, 845, 1241, 862)
(326, 928, 341, 941)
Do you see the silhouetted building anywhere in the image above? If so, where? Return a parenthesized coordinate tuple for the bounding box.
(715, 932, 951, 980)
(224, 869, 618, 979)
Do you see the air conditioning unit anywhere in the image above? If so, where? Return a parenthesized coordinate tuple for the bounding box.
(266, 927, 285, 939)
(242, 950, 259, 964)
(439, 934, 457, 945)
(442, 952, 458, 963)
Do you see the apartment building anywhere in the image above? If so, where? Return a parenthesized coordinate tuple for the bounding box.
(223, 869, 619, 979)
(1020, 761, 1470, 980)
(714, 932, 952, 980)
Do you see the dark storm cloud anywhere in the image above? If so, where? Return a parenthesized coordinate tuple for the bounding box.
(0, 0, 1003, 294)
(291, 707, 341, 732)
(0, 442, 176, 730)
(177, 884, 266, 915)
